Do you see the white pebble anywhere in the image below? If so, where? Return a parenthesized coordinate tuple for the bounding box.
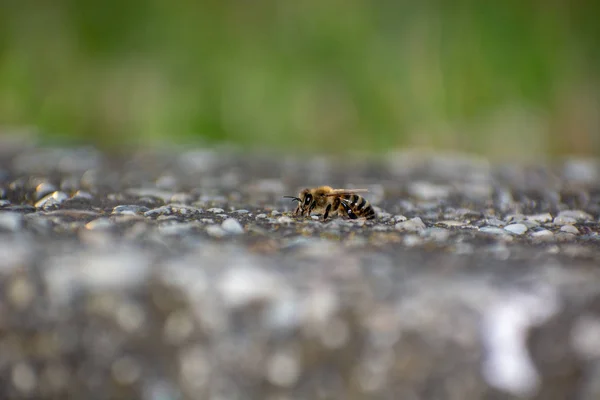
(556, 209, 593, 222)
(525, 213, 552, 223)
(531, 229, 553, 238)
(221, 218, 244, 234)
(553, 215, 577, 226)
(395, 217, 426, 232)
(72, 190, 93, 200)
(207, 207, 225, 213)
(277, 216, 293, 225)
(504, 223, 528, 235)
(437, 220, 466, 227)
(560, 224, 579, 235)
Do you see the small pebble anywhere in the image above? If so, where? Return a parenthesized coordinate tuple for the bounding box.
(207, 208, 225, 214)
(437, 220, 467, 228)
(531, 229, 554, 238)
(526, 213, 553, 223)
(35, 182, 57, 200)
(71, 190, 93, 200)
(395, 217, 426, 232)
(560, 224, 579, 235)
(553, 215, 577, 226)
(556, 210, 593, 222)
(222, 218, 244, 234)
(112, 205, 150, 215)
(144, 205, 173, 218)
(504, 214, 525, 223)
(485, 218, 505, 227)
(35, 191, 69, 209)
(277, 216, 293, 225)
(504, 223, 528, 235)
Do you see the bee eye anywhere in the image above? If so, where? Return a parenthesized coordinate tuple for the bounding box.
(304, 194, 312, 205)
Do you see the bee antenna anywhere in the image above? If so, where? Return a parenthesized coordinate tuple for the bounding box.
(283, 196, 301, 202)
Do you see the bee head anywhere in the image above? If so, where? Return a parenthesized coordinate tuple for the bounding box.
(297, 189, 313, 216)
(283, 189, 312, 216)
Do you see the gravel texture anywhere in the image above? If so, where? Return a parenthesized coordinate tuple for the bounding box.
(1, 139, 600, 400)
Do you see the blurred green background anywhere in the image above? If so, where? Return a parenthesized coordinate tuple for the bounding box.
(1, 1, 599, 159)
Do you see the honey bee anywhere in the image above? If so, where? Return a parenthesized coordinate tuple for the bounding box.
(283, 186, 376, 221)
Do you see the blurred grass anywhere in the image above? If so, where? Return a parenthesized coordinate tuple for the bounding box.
(0, 1, 599, 159)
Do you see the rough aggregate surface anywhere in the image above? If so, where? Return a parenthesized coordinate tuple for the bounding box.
(1, 138, 600, 400)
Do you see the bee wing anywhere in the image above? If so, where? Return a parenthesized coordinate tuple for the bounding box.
(324, 188, 369, 197)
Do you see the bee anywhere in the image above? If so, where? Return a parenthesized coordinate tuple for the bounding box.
(283, 186, 376, 221)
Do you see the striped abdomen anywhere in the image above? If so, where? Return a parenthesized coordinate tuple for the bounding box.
(338, 194, 376, 220)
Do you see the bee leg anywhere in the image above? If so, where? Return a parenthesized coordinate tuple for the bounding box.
(322, 204, 332, 221)
(340, 201, 358, 219)
(307, 200, 317, 217)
